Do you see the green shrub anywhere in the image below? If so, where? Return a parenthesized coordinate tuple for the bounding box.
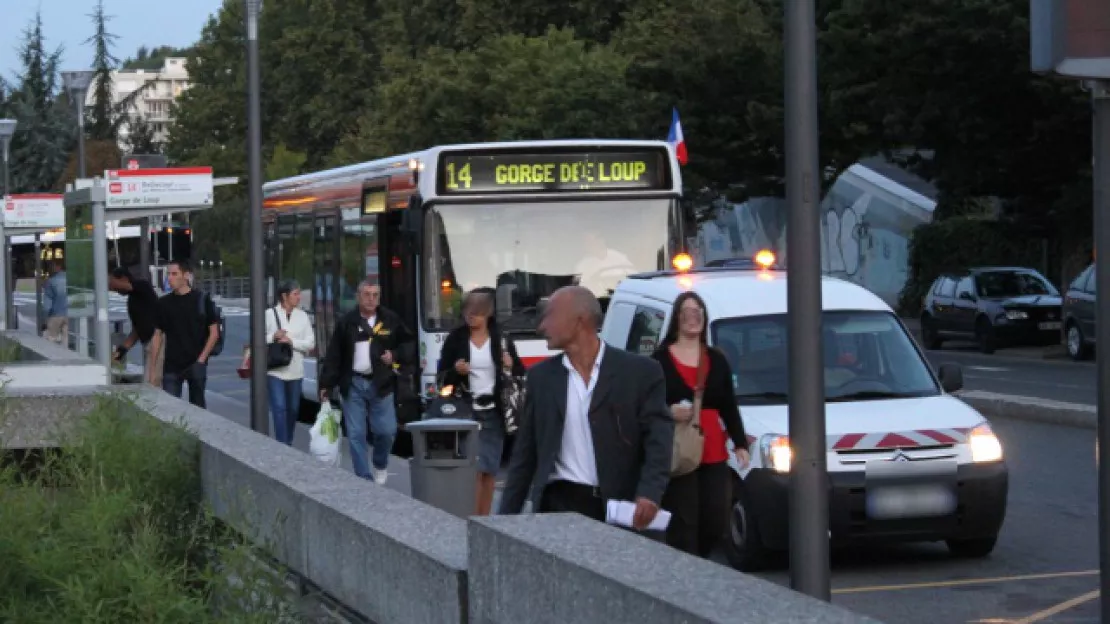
(898, 216, 1048, 316)
(0, 394, 297, 623)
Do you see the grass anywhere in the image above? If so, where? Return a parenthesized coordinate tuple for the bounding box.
(0, 394, 298, 623)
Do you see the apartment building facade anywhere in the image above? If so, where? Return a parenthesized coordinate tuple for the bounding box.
(85, 57, 191, 148)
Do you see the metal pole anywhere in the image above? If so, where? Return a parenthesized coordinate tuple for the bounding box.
(75, 95, 87, 179)
(1091, 81, 1110, 624)
(246, 0, 269, 435)
(34, 234, 43, 335)
(139, 218, 151, 278)
(92, 191, 111, 376)
(784, 0, 830, 600)
(0, 138, 10, 332)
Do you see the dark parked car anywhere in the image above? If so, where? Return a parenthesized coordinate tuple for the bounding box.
(920, 267, 1063, 354)
(1062, 262, 1096, 360)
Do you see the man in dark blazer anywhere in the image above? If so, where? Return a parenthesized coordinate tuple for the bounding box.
(499, 286, 673, 529)
(319, 280, 414, 485)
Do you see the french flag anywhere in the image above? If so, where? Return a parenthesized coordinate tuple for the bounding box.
(667, 107, 688, 166)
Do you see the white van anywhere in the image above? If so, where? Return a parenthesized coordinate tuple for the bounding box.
(600, 253, 1008, 571)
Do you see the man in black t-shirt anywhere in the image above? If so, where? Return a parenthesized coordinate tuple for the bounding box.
(109, 267, 163, 386)
(150, 260, 219, 408)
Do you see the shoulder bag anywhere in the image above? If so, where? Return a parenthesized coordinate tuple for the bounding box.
(671, 347, 708, 476)
(266, 308, 294, 370)
(500, 336, 526, 435)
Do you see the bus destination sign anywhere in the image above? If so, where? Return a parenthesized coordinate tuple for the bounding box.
(437, 149, 669, 195)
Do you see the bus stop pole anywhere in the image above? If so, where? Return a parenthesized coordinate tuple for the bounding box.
(34, 233, 43, 335)
(784, 0, 830, 601)
(0, 221, 7, 332)
(92, 189, 111, 375)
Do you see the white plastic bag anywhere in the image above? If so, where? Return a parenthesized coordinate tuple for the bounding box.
(309, 402, 342, 466)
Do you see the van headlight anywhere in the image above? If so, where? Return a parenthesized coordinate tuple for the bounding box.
(759, 434, 793, 473)
(968, 423, 1003, 463)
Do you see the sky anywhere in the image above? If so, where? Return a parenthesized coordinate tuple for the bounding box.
(0, 0, 224, 85)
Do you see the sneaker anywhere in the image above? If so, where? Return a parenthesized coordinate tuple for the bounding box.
(372, 466, 388, 486)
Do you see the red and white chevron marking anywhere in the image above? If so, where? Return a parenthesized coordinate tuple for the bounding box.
(828, 428, 972, 451)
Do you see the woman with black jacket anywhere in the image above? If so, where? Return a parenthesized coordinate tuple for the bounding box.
(652, 290, 750, 557)
(437, 287, 525, 515)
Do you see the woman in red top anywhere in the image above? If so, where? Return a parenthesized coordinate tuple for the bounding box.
(652, 291, 749, 557)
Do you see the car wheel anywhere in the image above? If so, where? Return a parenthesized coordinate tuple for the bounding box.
(946, 536, 997, 558)
(1066, 322, 1091, 361)
(920, 314, 942, 350)
(724, 475, 772, 572)
(975, 317, 996, 354)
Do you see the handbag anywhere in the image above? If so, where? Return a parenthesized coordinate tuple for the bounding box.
(500, 337, 526, 435)
(671, 347, 708, 476)
(266, 307, 294, 370)
(424, 373, 475, 421)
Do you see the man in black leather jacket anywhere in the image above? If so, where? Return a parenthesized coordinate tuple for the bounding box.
(319, 280, 415, 484)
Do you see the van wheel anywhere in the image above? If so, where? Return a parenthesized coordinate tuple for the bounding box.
(975, 317, 996, 354)
(947, 536, 997, 558)
(724, 475, 772, 572)
(920, 314, 942, 350)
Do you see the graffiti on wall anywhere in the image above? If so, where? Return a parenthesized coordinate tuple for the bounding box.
(694, 168, 932, 306)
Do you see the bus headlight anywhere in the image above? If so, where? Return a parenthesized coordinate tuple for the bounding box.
(759, 434, 792, 473)
(968, 423, 1003, 463)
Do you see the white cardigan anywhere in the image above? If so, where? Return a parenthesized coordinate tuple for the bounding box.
(264, 305, 315, 381)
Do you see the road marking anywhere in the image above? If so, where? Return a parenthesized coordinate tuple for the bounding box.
(1011, 589, 1099, 624)
(966, 366, 1011, 372)
(832, 569, 1098, 594)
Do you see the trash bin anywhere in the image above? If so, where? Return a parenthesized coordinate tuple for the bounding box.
(405, 418, 480, 517)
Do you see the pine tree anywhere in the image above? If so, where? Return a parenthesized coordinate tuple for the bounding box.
(85, 0, 120, 141)
(6, 12, 74, 193)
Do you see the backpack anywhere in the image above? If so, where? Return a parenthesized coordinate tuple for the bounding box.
(196, 290, 226, 357)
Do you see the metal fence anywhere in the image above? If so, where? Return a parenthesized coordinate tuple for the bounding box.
(194, 276, 250, 300)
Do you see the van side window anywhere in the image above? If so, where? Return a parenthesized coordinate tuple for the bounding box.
(626, 305, 667, 356)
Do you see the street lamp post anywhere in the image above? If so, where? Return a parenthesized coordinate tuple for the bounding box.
(245, 0, 269, 435)
(0, 118, 18, 332)
(61, 70, 95, 179)
(784, 0, 831, 600)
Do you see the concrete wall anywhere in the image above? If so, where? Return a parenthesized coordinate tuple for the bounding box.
(0, 331, 109, 389)
(468, 514, 880, 624)
(0, 331, 881, 624)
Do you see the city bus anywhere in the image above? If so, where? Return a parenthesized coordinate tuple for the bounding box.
(262, 139, 687, 436)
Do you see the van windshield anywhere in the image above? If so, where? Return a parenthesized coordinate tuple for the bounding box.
(712, 311, 939, 406)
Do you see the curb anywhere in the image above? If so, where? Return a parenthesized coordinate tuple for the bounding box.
(957, 390, 1095, 429)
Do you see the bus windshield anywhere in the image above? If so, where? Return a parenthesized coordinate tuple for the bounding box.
(422, 199, 674, 333)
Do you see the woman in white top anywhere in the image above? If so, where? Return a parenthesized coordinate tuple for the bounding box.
(265, 280, 316, 445)
(437, 288, 525, 515)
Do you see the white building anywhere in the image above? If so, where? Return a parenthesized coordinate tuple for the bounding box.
(85, 57, 191, 148)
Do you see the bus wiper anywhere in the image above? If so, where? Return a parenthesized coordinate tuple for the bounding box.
(826, 390, 910, 402)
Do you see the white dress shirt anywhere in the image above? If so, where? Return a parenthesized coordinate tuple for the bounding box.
(264, 305, 316, 381)
(551, 341, 606, 487)
(351, 314, 377, 374)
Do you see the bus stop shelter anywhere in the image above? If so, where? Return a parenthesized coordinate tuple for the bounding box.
(62, 166, 216, 377)
(0, 193, 65, 333)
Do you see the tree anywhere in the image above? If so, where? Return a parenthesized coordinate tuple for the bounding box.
(85, 0, 121, 141)
(6, 13, 74, 194)
(121, 45, 194, 71)
(823, 0, 1089, 218)
(822, 0, 1092, 283)
(332, 29, 644, 163)
(123, 114, 160, 155)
